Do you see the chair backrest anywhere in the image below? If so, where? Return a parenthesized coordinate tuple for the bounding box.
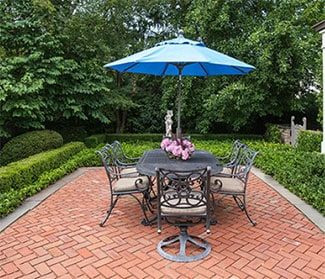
(111, 141, 128, 166)
(96, 144, 118, 186)
(156, 167, 211, 216)
(226, 140, 245, 167)
(234, 146, 258, 184)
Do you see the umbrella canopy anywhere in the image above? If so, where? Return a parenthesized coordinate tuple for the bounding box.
(104, 33, 255, 137)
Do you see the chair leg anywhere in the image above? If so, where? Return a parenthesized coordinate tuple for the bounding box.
(157, 226, 211, 262)
(129, 193, 152, 226)
(143, 191, 155, 213)
(233, 195, 256, 226)
(233, 195, 244, 210)
(100, 196, 119, 227)
(207, 193, 218, 225)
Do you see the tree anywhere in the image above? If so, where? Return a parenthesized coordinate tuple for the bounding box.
(180, 0, 324, 132)
(0, 0, 110, 138)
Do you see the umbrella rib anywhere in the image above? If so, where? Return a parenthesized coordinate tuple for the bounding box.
(199, 63, 209, 76)
(231, 66, 246, 74)
(161, 63, 169, 76)
(122, 62, 139, 73)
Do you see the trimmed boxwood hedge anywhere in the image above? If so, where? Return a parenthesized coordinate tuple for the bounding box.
(297, 130, 322, 152)
(253, 148, 325, 214)
(0, 147, 100, 217)
(0, 142, 85, 194)
(84, 134, 107, 148)
(1, 136, 324, 217)
(0, 130, 63, 166)
(84, 133, 263, 147)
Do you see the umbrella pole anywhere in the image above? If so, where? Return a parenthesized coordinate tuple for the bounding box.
(176, 67, 182, 139)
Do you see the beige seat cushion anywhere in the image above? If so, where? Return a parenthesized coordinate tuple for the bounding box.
(221, 167, 232, 175)
(120, 167, 138, 175)
(210, 177, 244, 193)
(114, 176, 149, 192)
(160, 191, 207, 215)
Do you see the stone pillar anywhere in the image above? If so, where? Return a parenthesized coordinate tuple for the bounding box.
(313, 21, 325, 153)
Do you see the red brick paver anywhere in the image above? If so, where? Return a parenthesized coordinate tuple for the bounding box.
(1, 169, 324, 278)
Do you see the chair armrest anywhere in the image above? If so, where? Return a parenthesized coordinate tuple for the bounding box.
(124, 155, 140, 162)
(116, 161, 137, 167)
(120, 172, 140, 178)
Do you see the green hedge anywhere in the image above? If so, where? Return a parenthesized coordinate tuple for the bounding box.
(0, 130, 63, 166)
(0, 142, 85, 194)
(84, 134, 107, 148)
(84, 133, 263, 147)
(107, 133, 263, 142)
(0, 147, 100, 217)
(265, 123, 282, 143)
(297, 130, 322, 152)
(254, 149, 325, 214)
(1, 137, 324, 217)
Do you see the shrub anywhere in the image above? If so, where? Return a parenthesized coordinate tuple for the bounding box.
(1, 136, 324, 217)
(297, 130, 322, 152)
(254, 149, 325, 214)
(105, 133, 262, 143)
(0, 147, 100, 217)
(84, 134, 107, 148)
(0, 142, 85, 194)
(265, 123, 282, 143)
(0, 130, 63, 165)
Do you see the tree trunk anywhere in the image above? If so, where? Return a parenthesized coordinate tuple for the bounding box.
(115, 110, 121, 133)
(120, 110, 127, 133)
(115, 73, 122, 133)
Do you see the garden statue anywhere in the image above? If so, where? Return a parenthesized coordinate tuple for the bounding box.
(165, 110, 173, 137)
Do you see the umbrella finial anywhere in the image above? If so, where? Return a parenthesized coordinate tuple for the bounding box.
(178, 29, 184, 38)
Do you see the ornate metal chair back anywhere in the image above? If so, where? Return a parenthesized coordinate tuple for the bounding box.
(111, 141, 128, 166)
(156, 167, 211, 218)
(234, 146, 259, 185)
(96, 144, 119, 189)
(227, 140, 245, 167)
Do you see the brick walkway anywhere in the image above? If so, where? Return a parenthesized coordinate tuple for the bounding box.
(0, 168, 324, 279)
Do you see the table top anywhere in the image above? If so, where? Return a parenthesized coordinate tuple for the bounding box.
(136, 149, 222, 176)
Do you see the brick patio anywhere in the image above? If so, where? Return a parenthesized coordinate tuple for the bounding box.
(0, 168, 324, 279)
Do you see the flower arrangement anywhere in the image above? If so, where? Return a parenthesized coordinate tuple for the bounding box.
(160, 137, 195, 160)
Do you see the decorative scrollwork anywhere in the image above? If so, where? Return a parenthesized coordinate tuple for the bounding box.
(157, 168, 210, 210)
(134, 178, 144, 190)
(210, 177, 222, 192)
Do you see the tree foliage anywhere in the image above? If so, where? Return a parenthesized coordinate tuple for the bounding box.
(0, 0, 323, 139)
(0, 0, 110, 138)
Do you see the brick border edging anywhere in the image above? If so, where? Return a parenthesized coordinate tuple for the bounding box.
(1, 166, 324, 233)
(252, 167, 325, 233)
(0, 167, 102, 232)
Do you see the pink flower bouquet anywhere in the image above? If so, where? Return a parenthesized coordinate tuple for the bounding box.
(160, 138, 195, 160)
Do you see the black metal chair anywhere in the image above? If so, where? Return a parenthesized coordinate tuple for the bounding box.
(216, 140, 245, 176)
(156, 167, 213, 262)
(111, 140, 140, 176)
(97, 144, 152, 227)
(211, 146, 258, 226)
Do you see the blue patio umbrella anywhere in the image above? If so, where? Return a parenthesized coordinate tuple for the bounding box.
(104, 32, 255, 137)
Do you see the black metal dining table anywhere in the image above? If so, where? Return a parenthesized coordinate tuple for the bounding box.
(136, 149, 222, 176)
(136, 149, 222, 226)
